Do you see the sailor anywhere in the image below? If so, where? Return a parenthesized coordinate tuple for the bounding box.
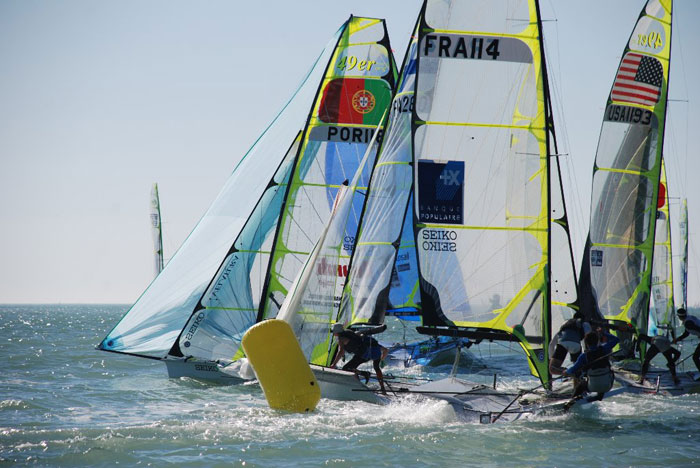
(549, 317, 591, 375)
(672, 308, 700, 374)
(637, 333, 681, 385)
(330, 323, 388, 394)
(563, 328, 620, 406)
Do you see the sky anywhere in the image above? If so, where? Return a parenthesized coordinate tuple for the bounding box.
(1, 0, 698, 306)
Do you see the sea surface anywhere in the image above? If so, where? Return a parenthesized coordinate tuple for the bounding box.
(1, 304, 699, 467)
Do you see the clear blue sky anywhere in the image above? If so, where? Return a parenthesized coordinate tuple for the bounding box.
(1, 0, 698, 305)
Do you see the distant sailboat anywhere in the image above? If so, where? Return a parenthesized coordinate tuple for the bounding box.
(649, 160, 675, 339)
(150, 183, 164, 278)
(98, 16, 398, 383)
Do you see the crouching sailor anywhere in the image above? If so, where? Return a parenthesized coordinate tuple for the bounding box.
(330, 323, 388, 394)
(563, 328, 619, 407)
(638, 333, 681, 385)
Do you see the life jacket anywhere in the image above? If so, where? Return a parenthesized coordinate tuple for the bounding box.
(557, 319, 585, 354)
(585, 346, 614, 394)
(339, 331, 377, 357)
(339, 331, 367, 355)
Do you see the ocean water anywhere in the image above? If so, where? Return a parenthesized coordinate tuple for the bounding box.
(1, 304, 699, 467)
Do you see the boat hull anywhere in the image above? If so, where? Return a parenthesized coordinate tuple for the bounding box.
(310, 365, 389, 404)
(614, 368, 700, 396)
(164, 358, 248, 384)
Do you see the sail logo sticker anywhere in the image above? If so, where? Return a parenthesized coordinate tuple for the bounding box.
(591, 250, 604, 267)
(352, 89, 375, 114)
(184, 311, 206, 343)
(418, 160, 464, 225)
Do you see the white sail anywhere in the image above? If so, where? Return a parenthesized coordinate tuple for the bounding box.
(99, 18, 398, 370)
(99, 27, 344, 358)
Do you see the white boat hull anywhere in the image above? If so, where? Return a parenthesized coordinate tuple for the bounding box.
(164, 358, 249, 384)
(310, 365, 389, 404)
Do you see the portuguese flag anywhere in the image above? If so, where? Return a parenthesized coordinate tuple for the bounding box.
(318, 78, 391, 126)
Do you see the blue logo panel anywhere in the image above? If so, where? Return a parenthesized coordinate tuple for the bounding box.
(418, 160, 464, 225)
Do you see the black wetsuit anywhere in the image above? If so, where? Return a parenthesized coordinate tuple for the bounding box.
(639, 334, 680, 380)
(337, 330, 382, 370)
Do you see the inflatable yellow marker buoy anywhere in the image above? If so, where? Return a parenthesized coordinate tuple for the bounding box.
(242, 319, 321, 413)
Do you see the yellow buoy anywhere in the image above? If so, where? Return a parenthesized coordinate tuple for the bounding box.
(241, 319, 321, 413)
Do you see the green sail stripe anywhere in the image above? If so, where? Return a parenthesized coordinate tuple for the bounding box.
(375, 161, 410, 168)
(417, 223, 546, 232)
(421, 27, 539, 41)
(417, 120, 545, 131)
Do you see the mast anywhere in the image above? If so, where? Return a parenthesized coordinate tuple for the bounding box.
(577, 0, 673, 362)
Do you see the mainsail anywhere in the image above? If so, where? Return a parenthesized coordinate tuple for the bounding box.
(258, 18, 397, 326)
(98, 17, 396, 367)
(649, 159, 675, 337)
(150, 183, 164, 278)
(279, 0, 579, 387)
(406, 0, 578, 386)
(578, 0, 673, 359)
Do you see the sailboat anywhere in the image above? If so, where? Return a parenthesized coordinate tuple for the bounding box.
(150, 183, 164, 278)
(277, 0, 581, 420)
(578, 0, 673, 357)
(576, 0, 700, 395)
(98, 16, 398, 383)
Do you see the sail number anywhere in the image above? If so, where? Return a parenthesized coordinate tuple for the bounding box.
(637, 31, 663, 49)
(423, 35, 500, 60)
(393, 95, 414, 114)
(337, 55, 377, 72)
(606, 104, 652, 125)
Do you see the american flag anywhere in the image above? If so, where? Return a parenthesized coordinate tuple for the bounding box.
(611, 52, 663, 107)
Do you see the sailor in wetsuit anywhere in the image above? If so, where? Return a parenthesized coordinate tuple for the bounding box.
(672, 308, 700, 374)
(638, 333, 681, 385)
(330, 323, 388, 394)
(549, 318, 591, 375)
(563, 328, 619, 406)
